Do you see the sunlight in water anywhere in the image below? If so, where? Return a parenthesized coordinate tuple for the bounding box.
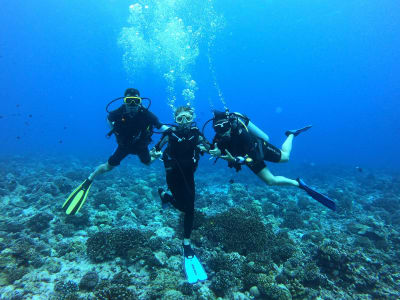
(119, 1, 224, 111)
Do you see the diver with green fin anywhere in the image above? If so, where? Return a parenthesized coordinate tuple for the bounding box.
(150, 106, 210, 284)
(207, 110, 336, 211)
(63, 88, 168, 215)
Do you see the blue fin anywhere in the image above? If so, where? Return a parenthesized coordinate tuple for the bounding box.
(298, 178, 336, 211)
(184, 257, 198, 284)
(191, 256, 207, 281)
(184, 255, 207, 284)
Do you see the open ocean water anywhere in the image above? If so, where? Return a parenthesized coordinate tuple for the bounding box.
(0, 0, 399, 299)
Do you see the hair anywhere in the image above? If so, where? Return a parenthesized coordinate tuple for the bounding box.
(174, 106, 194, 117)
(124, 88, 140, 97)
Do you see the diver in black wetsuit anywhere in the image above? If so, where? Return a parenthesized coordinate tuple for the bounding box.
(151, 106, 210, 258)
(208, 110, 335, 211)
(62, 88, 169, 215)
(86, 88, 169, 180)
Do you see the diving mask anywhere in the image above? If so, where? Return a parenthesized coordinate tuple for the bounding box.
(176, 113, 194, 124)
(213, 120, 231, 134)
(124, 96, 142, 106)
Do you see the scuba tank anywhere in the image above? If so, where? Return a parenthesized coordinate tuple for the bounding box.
(246, 120, 270, 142)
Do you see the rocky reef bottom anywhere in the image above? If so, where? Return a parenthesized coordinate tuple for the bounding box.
(0, 155, 399, 299)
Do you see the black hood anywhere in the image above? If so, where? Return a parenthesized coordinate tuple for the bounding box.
(212, 110, 228, 125)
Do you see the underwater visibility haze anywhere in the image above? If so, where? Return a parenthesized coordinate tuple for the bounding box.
(0, 0, 400, 299)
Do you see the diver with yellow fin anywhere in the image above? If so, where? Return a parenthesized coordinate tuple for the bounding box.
(206, 110, 335, 211)
(63, 88, 168, 215)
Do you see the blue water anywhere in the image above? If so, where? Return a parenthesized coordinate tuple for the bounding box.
(1, 0, 399, 169)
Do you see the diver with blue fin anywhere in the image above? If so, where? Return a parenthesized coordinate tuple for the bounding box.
(207, 110, 335, 211)
(63, 88, 168, 215)
(150, 106, 210, 283)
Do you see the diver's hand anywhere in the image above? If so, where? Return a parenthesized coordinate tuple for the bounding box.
(150, 148, 162, 159)
(197, 145, 208, 152)
(209, 143, 221, 157)
(220, 149, 236, 163)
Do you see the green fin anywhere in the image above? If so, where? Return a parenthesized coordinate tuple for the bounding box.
(62, 179, 92, 215)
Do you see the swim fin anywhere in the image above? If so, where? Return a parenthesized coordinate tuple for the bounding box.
(297, 178, 336, 211)
(285, 125, 312, 137)
(62, 178, 92, 215)
(183, 244, 207, 284)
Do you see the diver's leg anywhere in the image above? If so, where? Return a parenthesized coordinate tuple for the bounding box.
(183, 167, 195, 244)
(87, 146, 126, 180)
(280, 125, 312, 162)
(164, 165, 185, 212)
(136, 144, 152, 166)
(256, 166, 299, 187)
(280, 134, 294, 162)
(88, 162, 114, 181)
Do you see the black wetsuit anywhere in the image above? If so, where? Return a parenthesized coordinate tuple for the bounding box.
(155, 125, 209, 239)
(107, 105, 162, 166)
(213, 120, 282, 174)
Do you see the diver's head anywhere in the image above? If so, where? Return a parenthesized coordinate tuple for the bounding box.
(212, 110, 231, 137)
(124, 88, 141, 114)
(175, 106, 195, 127)
(125, 88, 140, 98)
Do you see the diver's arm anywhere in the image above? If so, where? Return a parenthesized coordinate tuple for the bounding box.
(160, 125, 169, 132)
(107, 118, 114, 129)
(197, 135, 211, 152)
(219, 149, 254, 171)
(150, 135, 168, 163)
(154, 134, 169, 152)
(105, 118, 115, 138)
(209, 143, 222, 157)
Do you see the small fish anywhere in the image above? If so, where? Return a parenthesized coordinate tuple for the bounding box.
(58, 140, 63, 144)
(355, 166, 363, 173)
(28, 114, 32, 118)
(16, 104, 20, 108)
(63, 126, 67, 130)
(16, 136, 21, 140)
(229, 179, 235, 184)
(0, 115, 3, 119)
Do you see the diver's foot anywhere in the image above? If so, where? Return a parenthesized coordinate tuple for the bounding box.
(183, 243, 195, 259)
(158, 188, 169, 209)
(285, 125, 312, 137)
(296, 177, 305, 189)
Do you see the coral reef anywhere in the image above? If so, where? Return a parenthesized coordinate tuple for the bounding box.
(94, 283, 137, 300)
(200, 207, 271, 255)
(79, 271, 99, 291)
(86, 228, 147, 262)
(0, 156, 399, 299)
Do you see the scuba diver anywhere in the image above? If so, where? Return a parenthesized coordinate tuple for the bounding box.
(207, 110, 336, 211)
(62, 88, 168, 215)
(150, 106, 210, 284)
